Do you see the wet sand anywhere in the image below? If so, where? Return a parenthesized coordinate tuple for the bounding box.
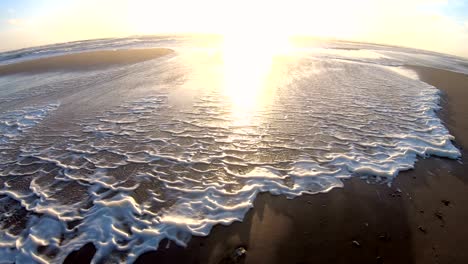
(0, 48, 173, 76)
(123, 66, 468, 264)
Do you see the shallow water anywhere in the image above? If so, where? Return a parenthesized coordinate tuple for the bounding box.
(0, 36, 463, 263)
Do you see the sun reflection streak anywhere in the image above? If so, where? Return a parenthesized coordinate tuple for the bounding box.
(221, 34, 290, 126)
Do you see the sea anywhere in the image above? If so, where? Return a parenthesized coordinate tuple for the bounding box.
(0, 35, 465, 263)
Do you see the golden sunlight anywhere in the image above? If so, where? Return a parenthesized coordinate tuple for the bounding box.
(221, 32, 289, 126)
(220, 1, 292, 120)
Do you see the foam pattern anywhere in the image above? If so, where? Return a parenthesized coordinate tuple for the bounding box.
(0, 51, 461, 263)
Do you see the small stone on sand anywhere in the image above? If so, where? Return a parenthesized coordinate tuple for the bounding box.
(418, 226, 427, 234)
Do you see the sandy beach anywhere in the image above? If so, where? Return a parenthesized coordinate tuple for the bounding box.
(110, 66, 468, 264)
(0, 48, 173, 76)
(0, 42, 465, 264)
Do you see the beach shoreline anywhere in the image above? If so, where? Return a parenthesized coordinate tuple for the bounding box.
(8, 48, 464, 264)
(127, 65, 468, 264)
(0, 38, 466, 264)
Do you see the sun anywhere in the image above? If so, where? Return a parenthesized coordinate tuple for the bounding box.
(221, 32, 289, 108)
(219, 2, 292, 116)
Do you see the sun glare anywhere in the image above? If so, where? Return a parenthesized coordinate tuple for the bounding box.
(130, 0, 296, 125)
(220, 2, 292, 123)
(221, 32, 290, 127)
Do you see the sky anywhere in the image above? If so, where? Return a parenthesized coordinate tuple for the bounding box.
(1, 0, 468, 57)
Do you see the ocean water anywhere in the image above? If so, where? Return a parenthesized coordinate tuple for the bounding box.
(0, 36, 464, 263)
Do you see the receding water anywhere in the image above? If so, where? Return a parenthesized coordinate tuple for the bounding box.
(0, 36, 462, 263)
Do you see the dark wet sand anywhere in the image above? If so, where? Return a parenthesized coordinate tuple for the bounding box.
(0, 48, 173, 76)
(65, 66, 468, 264)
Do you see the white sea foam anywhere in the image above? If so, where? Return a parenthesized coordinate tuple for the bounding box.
(0, 104, 59, 144)
(0, 38, 464, 263)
